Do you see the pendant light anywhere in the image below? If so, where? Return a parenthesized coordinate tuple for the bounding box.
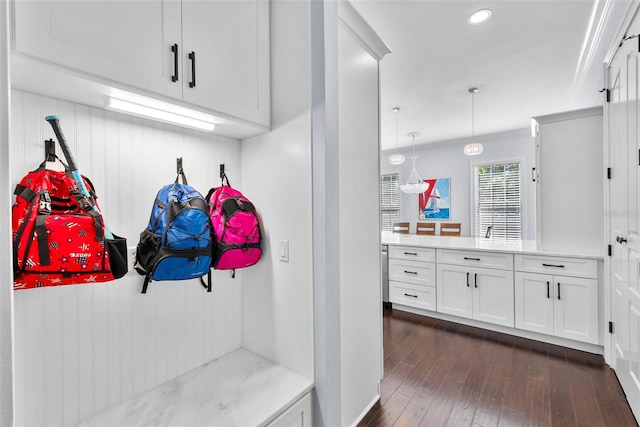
(400, 132, 428, 194)
(389, 107, 405, 165)
(463, 87, 484, 156)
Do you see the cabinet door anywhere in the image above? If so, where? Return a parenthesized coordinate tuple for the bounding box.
(514, 272, 554, 335)
(553, 276, 599, 344)
(472, 267, 514, 327)
(181, 0, 270, 126)
(436, 264, 472, 319)
(13, 0, 182, 99)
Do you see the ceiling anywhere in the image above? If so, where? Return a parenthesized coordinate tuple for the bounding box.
(350, 0, 630, 151)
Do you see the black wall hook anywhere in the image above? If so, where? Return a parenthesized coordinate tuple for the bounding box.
(45, 138, 56, 161)
(177, 157, 183, 174)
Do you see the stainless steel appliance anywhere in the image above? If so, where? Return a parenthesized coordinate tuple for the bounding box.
(381, 244, 389, 304)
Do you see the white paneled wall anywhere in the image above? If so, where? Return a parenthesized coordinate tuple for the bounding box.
(10, 90, 243, 426)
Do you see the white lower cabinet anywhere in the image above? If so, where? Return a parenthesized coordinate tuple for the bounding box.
(514, 254, 599, 345)
(515, 272, 598, 344)
(386, 245, 601, 348)
(389, 246, 437, 311)
(436, 263, 514, 327)
(267, 393, 312, 427)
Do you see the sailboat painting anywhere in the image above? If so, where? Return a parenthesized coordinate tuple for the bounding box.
(419, 178, 451, 220)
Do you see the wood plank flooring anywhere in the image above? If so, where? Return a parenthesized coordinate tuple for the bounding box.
(359, 308, 637, 427)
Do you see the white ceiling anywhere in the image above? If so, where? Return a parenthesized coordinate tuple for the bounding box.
(350, 0, 629, 151)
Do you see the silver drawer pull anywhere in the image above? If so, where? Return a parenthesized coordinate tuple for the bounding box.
(404, 293, 418, 298)
(464, 257, 481, 261)
(404, 270, 418, 275)
(404, 252, 418, 256)
(542, 263, 565, 268)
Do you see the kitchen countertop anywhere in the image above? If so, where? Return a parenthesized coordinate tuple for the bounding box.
(381, 232, 604, 259)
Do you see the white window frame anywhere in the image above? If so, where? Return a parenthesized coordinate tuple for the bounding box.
(469, 158, 525, 240)
(380, 173, 400, 232)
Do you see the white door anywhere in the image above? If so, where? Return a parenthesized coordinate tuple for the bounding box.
(472, 267, 514, 327)
(13, 0, 182, 99)
(436, 264, 472, 319)
(553, 276, 599, 344)
(608, 11, 640, 420)
(515, 272, 554, 335)
(181, 0, 270, 126)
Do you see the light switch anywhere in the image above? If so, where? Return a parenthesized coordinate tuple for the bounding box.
(279, 240, 289, 262)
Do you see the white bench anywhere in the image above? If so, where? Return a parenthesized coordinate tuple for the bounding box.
(78, 348, 313, 426)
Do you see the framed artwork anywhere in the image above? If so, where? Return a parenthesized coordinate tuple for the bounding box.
(419, 178, 451, 220)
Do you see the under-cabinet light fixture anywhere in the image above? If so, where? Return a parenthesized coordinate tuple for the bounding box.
(105, 95, 216, 132)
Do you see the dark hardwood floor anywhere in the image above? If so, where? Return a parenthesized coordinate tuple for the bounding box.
(359, 307, 637, 427)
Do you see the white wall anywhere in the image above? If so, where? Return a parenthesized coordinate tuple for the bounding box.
(381, 129, 536, 239)
(338, 15, 383, 426)
(10, 90, 242, 426)
(240, 0, 314, 380)
(0, 1, 13, 424)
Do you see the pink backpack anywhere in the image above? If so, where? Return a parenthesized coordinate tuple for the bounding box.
(206, 175, 262, 271)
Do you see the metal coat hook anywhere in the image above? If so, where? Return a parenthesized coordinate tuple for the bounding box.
(177, 157, 183, 174)
(220, 163, 225, 179)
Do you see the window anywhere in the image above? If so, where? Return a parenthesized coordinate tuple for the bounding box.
(380, 173, 400, 232)
(473, 161, 522, 240)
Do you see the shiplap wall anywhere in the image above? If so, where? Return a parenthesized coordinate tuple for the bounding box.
(10, 90, 243, 426)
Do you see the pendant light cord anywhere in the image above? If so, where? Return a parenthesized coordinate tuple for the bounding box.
(470, 88, 476, 140)
(394, 107, 400, 154)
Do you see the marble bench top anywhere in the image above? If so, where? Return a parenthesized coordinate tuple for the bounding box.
(78, 348, 314, 426)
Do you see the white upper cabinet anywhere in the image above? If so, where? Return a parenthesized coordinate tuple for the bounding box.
(13, 1, 183, 98)
(181, 1, 270, 126)
(12, 0, 270, 129)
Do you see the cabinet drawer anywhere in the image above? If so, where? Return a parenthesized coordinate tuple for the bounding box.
(437, 249, 513, 270)
(514, 255, 597, 279)
(389, 245, 436, 262)
(389, 259, 436, 286)
(390, 281, 436, 311)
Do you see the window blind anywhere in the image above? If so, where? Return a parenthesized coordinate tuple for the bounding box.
(380, 173, 400, 232)
(473, 162, 522, 240)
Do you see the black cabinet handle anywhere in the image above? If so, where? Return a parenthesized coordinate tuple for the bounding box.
(404, 293, 418, 298)
(466, 272, 470, 287)
(546, 281, 550, 299)
(404, 270, 418, 275)
(532, 167, 536, 182)
(542, 263, 565, 268)
(404, 252, 418, 256)
(171, 44, 179, 82)
(464, 257, 481, 261)
(557, 282, 561, 300)
(474, 273, 478, 288)
(189, 51, 196, 88)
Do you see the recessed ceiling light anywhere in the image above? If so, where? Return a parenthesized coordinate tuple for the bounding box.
(467, 9, 492, 25)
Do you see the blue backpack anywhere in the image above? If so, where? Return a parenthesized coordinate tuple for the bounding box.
(134, 169, 212, 293)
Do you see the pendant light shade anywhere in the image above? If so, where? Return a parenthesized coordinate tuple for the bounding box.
(400, 132, 428, 194)
(464, 87, 484, 156)
(464, 143, 483, 155)
(389, 107, 405, 165)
